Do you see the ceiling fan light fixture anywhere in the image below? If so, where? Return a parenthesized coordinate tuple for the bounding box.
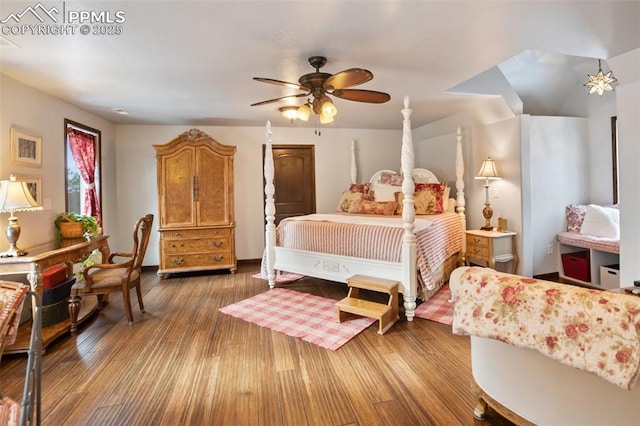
(319, 111, 334, 124)
(297, 103, 311, 121)
(584, 59, 617, 96)
(279, 106, 299, 123)
(321, 98, 337, 118)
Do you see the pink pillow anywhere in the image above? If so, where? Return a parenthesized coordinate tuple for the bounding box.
(566, 204, 587, 232)
(337, 191, 365, 212)
(379, 172, 403, 186)
(394, 183, 447, 215)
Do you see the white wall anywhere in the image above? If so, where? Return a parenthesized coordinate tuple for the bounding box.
(527, 116, 589, 275)
(115, 125, 402, 265)
(0, 75, 117, 251)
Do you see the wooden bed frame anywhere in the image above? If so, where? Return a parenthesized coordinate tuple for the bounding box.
(263, 96, 466, 320)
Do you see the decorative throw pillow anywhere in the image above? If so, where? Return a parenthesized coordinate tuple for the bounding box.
(372, 183, 401, 202)
(380, 172, 403, 186)
(394, 183, 448, 215)
(580, 204, 620, 239)
(349, 183, 373, 199)
(337, 191, 365, 212)
(414, 182, 446, 215)
(566, 204, 587, 232)
(348, 199, 397, 215)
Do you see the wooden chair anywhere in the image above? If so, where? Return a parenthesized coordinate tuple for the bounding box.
(68, 214, 153, 333)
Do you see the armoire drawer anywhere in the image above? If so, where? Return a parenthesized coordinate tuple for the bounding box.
(162, 236, 230, 254)
(160, 227, 232, 241)
(162, 252, 233, 269)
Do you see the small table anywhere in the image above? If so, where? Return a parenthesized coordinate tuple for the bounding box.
(465, 229, 518, 274)
(0, 236, 110, 354)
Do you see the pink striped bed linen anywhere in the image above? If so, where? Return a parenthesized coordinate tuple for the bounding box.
(556, 231, 619, 254)
(276, 212, 463, 291)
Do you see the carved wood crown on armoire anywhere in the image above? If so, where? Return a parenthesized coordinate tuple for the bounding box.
(153, 129, 237, 278)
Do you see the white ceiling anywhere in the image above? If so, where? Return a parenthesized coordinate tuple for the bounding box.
(0, 1, 638, 130)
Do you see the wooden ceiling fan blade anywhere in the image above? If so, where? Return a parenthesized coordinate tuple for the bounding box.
(324, 69, 373, 90)
(332, 89, 391, 103)
(253, 77, 305, 91)
(250, 93, 308, 107)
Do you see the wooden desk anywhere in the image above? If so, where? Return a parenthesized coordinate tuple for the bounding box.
(0, 236, 110, 354)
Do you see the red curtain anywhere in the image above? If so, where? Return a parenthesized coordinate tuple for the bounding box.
(67, 128, 102, 226)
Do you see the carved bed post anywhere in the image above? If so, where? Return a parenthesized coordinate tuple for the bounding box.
(264, 121, 277, 289)
(455, 126, 467, 263)
(400, 96, 417, 321)
(351, 139, 357, 184)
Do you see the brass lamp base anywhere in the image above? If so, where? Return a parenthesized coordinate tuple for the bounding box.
(481, 204, 494, 231)
(1, 216, 27, 257)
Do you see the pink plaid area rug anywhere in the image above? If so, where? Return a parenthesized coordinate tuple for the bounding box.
(251, 272, 305, 284)
(219, 288, 375, 350)
(414, 283, 454, 326)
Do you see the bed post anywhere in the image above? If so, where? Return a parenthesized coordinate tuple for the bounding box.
(400, 96, 417, 321)
(350, 139, 357, 184)
(455, 127, 467, 263)
(264, 121, 277, 288)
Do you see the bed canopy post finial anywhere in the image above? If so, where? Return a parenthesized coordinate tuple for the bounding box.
(350, 139, 358, 185)
(455, 126, 467, 261)
(401, 95, 417, 321)
(264, 121, 277, 288)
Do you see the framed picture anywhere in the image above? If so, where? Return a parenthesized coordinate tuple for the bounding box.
(15, 174, 42, 206)
(10, 127, 42, 167)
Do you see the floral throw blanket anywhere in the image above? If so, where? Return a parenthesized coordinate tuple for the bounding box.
(450, 267, 640, 390)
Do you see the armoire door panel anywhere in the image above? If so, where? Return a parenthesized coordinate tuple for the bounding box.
(197, 149, 229, 226)
(161, 147, 195, 227)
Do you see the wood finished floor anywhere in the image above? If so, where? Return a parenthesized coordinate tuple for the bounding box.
(0, 262, 513, 426)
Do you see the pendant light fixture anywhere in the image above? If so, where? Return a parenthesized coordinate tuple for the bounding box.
(584, 59, 617, 96)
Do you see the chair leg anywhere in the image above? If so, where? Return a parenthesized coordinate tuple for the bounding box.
(135, 283, 145, 313)
(68, 294, 81, 335)
(122, 288, 134, 325)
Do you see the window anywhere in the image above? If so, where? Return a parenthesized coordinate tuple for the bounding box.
(64, 119, 102, 225)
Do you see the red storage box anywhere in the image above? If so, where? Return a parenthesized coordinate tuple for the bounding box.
(43, 264, 68, 289)
(562, 250, 590, 282)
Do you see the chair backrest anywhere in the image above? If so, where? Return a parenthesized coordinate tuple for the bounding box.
(131, 214, 154, 271)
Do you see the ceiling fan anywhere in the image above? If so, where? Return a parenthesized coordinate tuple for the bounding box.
(251, 56, 390, 123)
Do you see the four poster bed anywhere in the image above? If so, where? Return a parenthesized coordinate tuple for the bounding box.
(262, 96, 467, 320)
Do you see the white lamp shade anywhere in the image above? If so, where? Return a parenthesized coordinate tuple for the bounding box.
(0, 175, 40, 213)
(475, 158, 501, 180)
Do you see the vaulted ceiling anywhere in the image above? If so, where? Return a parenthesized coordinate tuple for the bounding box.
(1, 1, 638, 130)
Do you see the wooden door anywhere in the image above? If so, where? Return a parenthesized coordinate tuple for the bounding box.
(263, 145, 316, 225)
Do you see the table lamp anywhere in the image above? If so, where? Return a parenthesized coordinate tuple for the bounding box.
(475, 158, 501, 231)
(0, 175, 43, 257)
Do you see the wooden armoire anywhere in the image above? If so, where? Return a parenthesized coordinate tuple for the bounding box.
(153, 129, 236, 277)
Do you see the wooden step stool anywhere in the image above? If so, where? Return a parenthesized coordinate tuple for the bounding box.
(335, 275, 399, 335)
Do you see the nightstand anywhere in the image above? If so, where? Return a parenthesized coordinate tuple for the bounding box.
(465, 229, 518, 273)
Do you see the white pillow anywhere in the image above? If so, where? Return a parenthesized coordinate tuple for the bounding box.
(372, 183, 399, 202)
(579, 204, 620, 239)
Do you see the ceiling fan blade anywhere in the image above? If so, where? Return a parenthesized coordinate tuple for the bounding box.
(324, 68, 373, 90)
(250, 92, 308, 107)
(332, 89, 391, 103)
(253, 77, 305, 91)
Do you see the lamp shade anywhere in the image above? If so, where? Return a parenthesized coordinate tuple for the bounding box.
(475, 158, 501, 180)
(297, 103, 311, 121)
(0, 175, 40, 213)
(279, 106, 299, 123)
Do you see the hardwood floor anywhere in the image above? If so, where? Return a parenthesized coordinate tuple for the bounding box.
(1, 262, 513, 425)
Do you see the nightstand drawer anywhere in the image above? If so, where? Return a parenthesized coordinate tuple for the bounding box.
(468, 235, 489, 248)
(467, 244, 489, 257)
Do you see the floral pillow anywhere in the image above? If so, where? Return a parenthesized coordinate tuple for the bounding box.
(379, 172, 403, 186)
(349, 183, 373, 198)
(348, 199, 397, 215)
(337, 191, 365, 212)
(395, 183, 446, 215)
(566, 204, 587, 232)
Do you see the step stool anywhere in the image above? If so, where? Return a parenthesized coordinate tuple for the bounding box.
(335, 275, 399, 335)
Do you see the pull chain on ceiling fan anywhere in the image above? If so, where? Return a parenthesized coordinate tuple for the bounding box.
(251, 56, 390, 124)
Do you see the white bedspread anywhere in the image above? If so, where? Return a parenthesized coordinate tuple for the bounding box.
(286, 213, 433, 232)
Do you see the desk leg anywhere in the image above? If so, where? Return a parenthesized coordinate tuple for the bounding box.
(68, 295, 81, 334)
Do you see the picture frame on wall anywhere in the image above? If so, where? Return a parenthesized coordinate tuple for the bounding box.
(10, 127, 42, 167)
(15, 175, 42, 206)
